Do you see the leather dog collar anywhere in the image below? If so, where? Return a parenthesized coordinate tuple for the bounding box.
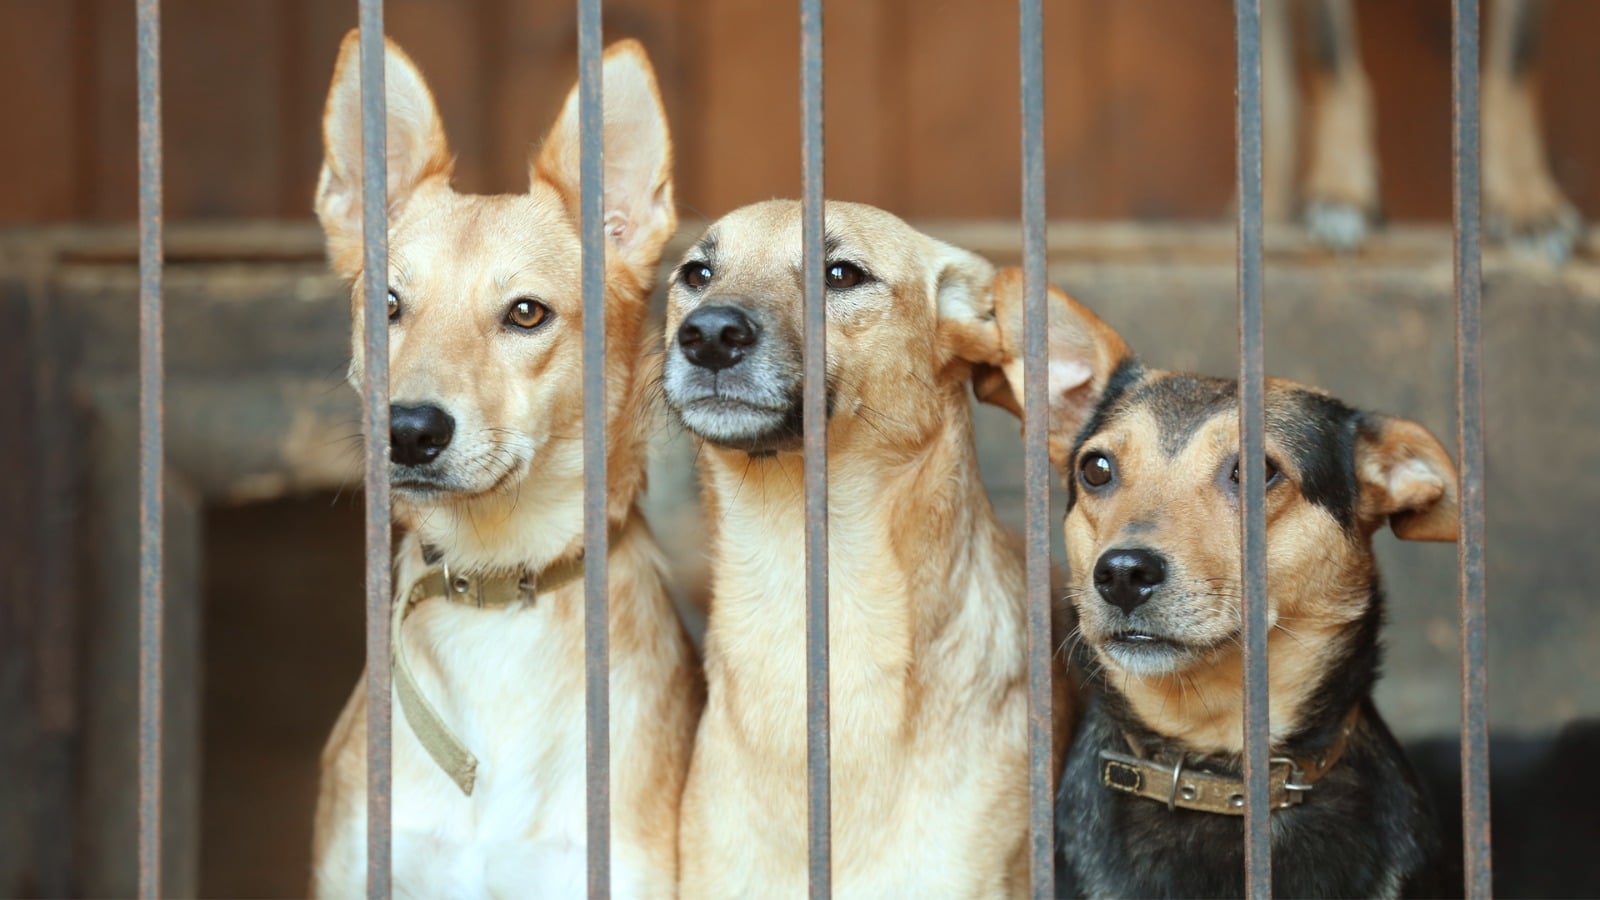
(392, 540, 598, 796)
(1098, 705, 1360, 816)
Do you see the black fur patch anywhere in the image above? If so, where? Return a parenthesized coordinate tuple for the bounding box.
(1065, 357, 1145, 512)
(1269, 390, 1363, 532)
(1138, 375, 1237, 457)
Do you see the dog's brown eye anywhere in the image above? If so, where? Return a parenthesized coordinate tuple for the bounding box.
(825, 262, 867, 289)
(1080, 452, 1114, 488)
(387, 290, 401, 321)
(681, 263, 713, 289)
(505, 298, 551, 330)
(1230, 458, 1281, 485)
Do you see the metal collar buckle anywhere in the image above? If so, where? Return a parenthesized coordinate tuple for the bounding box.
(1272, 755, 1313, 807)
(1165, 752, 1188, 810)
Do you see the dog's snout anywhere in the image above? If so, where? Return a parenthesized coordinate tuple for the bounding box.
(391, 403, 455, 466)
(1093, 548, 1167, 613)
(678, 305, 759, 371)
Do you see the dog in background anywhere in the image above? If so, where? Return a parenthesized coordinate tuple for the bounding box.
(1265, 0, 1581, 262)
(982, 273, 1453, 896)
(310, 33, 700, 897)
(661, 201, 1070, 897)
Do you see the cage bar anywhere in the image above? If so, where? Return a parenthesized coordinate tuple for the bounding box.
(575, 0, 612, 895)
(1451, 1, 1492, 896)
(1232, 0, 1272, 896)
(1017, 0, 1054, 896)
(799, 0, 830, 895)
(356, 1, 394, 897)
(135, 0, 164, 896)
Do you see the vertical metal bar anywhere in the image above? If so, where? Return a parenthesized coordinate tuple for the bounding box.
(135, 1, 163, 896)
(800, 0, 829, 895)
(576, 0, 611, 896)
(1233, 0, 1271, 896)
(1017, 0, 1053, 896)
(1452, 1, 1492, 896)
(356, 2, 393, 898)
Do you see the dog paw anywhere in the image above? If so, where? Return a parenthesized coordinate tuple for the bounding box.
(1488, 205, 1583, 266)
(1304, 200, 1374, 253)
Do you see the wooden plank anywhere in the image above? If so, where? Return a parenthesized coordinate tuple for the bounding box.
(82, 0, 135, 222)
(83, 377, 361, 503)
(1359, 0, 1454, 222)
(695, 0, 796, 215)
(0, 260, 40, 894)
(0, 247, 82, 897)
(0, 1, 81, 222)
(387, 0, 494, 194)
(162, 0, 286, 219)
(821, 0, 898, 210)
(78, 408, 203, 898)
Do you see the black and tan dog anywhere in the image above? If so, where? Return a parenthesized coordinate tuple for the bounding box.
(979, 272, 1455, 897)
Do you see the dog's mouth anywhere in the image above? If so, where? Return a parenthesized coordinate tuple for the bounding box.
(1098, 629, 1236, 676)
(665, 372, 815, 453)
(674, 393, 805, 453)
(390, 457, 524, 504)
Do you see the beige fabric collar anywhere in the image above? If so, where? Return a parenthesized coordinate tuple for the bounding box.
(391, 547, 591, 795)
(1098, 705, 1360, 816)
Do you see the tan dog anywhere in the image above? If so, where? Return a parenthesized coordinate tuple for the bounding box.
(310, 33, 700, 897)
(660, 201, 1068, 897)
(978, 272, 1455, 896)
(1265, 0, 1581, 261)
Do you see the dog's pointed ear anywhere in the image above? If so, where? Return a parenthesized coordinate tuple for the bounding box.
(315, 31, 454, 278)
(1355, 415, 1459, 542)
(534, 40, 676, 279)
(942, 265, 1131, 471)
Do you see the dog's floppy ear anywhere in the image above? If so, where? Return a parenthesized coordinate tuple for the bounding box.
(1355, 414, 1459, 542)
(534, 39, 676, 280)
(943, 265, 1131, 470)
(315, 31, 454, 278)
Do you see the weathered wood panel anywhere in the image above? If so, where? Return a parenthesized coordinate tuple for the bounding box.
(5, 0, 1600, 225)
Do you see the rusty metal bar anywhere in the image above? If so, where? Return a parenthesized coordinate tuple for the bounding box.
(357, 1, 393, 897)
(576, 0, 611, 895)
(135, 0, 164, 896)
(1232, 0, 1271, 895)
(800, 0, 830, 894)
(1017, 0, 1053, 896)
(1451, 1, 1492, 895)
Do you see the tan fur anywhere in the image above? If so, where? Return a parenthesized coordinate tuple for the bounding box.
(309, 33, 700, 898)
(667, 203, 1069, 898)
(1482, 0, 1578, 246)
(989, 270, 1458, 756)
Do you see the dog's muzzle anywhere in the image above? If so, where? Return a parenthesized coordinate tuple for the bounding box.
(664, 302, 806, 452)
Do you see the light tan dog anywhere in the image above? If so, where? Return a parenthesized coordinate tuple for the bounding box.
(310, 33, 700, 898)
(660, 200, 1069, 897)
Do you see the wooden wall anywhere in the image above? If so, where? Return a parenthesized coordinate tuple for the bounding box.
(5, 0, 1600, 227)
(3, 0, 1599, 223)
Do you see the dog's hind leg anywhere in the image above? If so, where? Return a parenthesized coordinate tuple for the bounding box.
(1299, 0, 1380, 252)
(1262, 0, 1298, 224)
(1484, 0, 1580, 264)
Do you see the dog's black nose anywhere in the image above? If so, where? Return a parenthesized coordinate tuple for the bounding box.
(1094, 548, 1167, 613)
(391, 404, 455, 466)
(678, 305, 758, 371)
